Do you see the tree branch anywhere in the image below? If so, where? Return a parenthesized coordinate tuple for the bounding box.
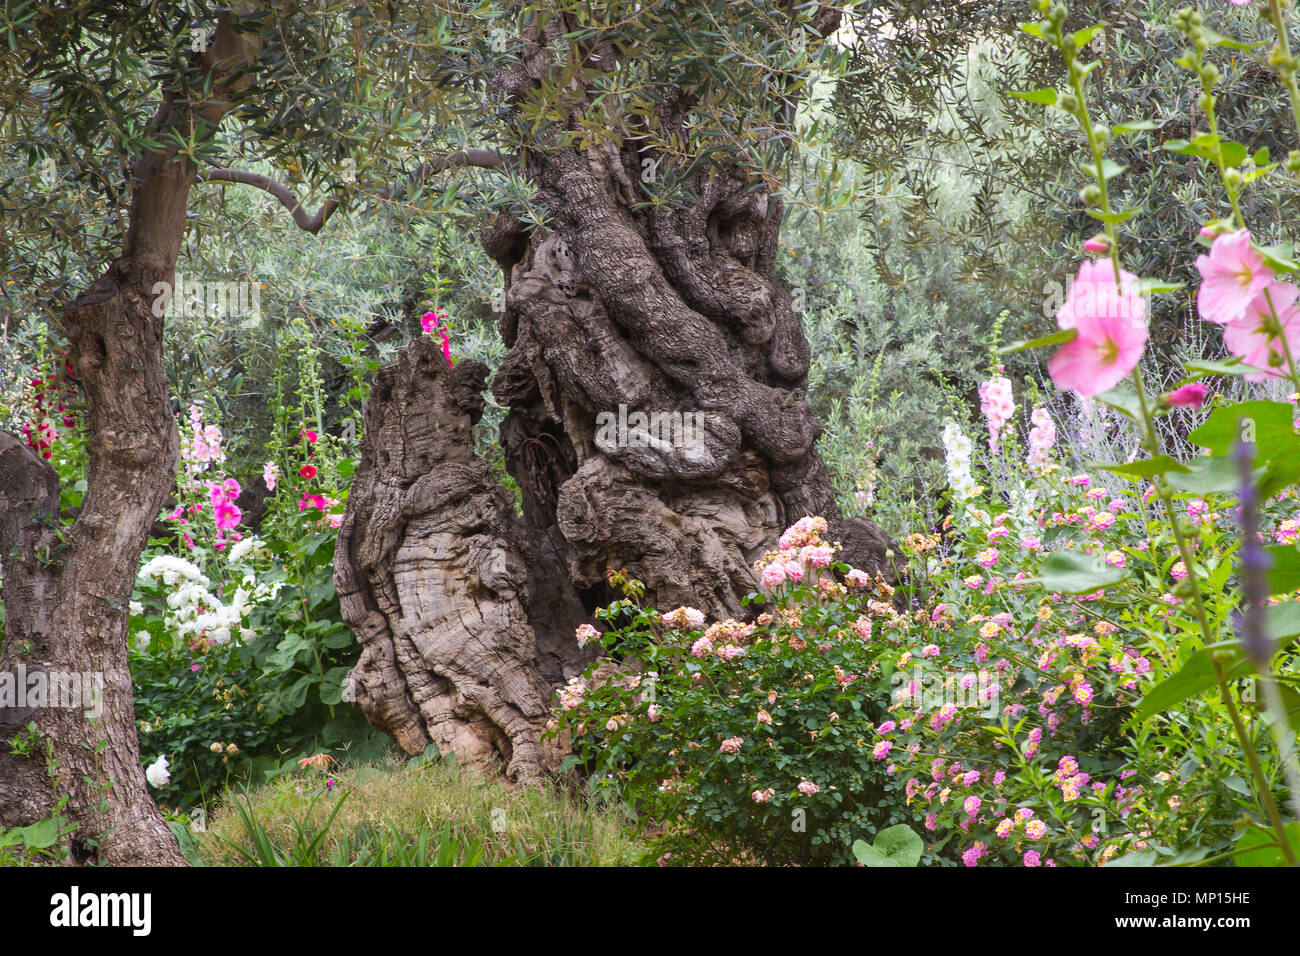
(381, 149, 511, 200)
(197, 168, 341, 233)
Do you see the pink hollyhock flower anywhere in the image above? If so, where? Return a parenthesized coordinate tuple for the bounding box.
(1223, 281, 1300, 381)
(301, 428, 318, 443)
(299, 464, 317, 480)
(420, 310, 445, 333)
(213, 500, 241, 531)
(1196, 228, 1274, 325)
(1049, 260, 1148, 396)
(263, 460, 278, 491)
(1166, 382, 1209, 408)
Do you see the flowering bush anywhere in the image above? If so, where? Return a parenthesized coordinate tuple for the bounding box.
(552, 528, 924, 866)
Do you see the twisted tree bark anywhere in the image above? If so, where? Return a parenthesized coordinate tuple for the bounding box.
(337, 11, 897, 779)
(0, 15, 254, 864)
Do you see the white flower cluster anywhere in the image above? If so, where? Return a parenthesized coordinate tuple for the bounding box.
(137, 555, 273, 645)
(226, 535, 269, 565)
(941, 421, 982, 502)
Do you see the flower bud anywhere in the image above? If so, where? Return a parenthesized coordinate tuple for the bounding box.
(210, 741, 223, 753)
(1079, 184, 1102, 205)
(1092, 123, 1111, 145)
(1059, 92, 1079, 112)
(1201, 62, 1220, 85)
(1223, 167, 1243, 192)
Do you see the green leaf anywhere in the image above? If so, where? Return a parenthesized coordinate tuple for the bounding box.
(1113, 119, 1160, 135)
(1087, 207, 1142, 225)
(1188, 401, 1297, 458)
(1094, 456, 1190, 480)
(1256, 243, 1300, 273)
(1166, 455, 1245, 495)
(1136, 279, 1184, 295)
(1094, 386, 1143, 421)
(1200, 27, 1265, 52)
(1073, 25, 1105, 49)
(998, 327, 1076, 354)
(1094, 158, 1127, 182)
(1133, 650, 1217, 721)
(1009, 87, 1058, 106)
(19, 816, 61, 851)
(872, 824, 924, 866)
(852, 824, 923, 867)
(1102, 850, 1161, 867)
(1234, 821, 1300, 866)
(1182, 356, 1256, 378)
(1036, 549, 1126, 594)
(1265, 545, 1300, 595)
(1263, 600, 1300, 640)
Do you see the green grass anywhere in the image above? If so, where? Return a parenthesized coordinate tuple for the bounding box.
(196, 754, 644, 866)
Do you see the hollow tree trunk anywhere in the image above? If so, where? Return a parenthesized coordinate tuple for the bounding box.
(0, 20, 252, 865)
(336, 7, 895, 779)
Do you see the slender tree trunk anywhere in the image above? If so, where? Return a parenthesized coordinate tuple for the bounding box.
(0, 20, 253, 865)
(337, 12, 896, 779)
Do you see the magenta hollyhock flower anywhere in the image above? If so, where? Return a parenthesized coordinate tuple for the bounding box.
(213, 500, 241, 531)
(1166, 382, 1209, 408)
(301, 428, 318, 443)
(420, 310, 444, 333)
(1049, 260, 1148, 396)
(299, 464, 317, 479)
(1223, 281, 1300, 381)
(1196, 228, 1274, 325)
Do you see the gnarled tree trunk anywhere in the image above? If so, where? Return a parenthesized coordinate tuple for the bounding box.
(0, 18, 253, 865)
(338, 16, 897, 779)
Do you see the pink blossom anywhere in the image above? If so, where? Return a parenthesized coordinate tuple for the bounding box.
(1049, 260, 1148, 397)
(1196, 228, 1274, 325)
(719, 736, 744, 754)
(263, 461, 278, 491)
(797, 780, 819, 796)
(978, 373, 1016, 451)
(760, 564, 787, 590)
(1166, 382, 1209, 408)
(1223, 281, 1300, 381)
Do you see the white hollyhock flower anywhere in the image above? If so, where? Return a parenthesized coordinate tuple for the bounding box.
(145, 755, 170, 788)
